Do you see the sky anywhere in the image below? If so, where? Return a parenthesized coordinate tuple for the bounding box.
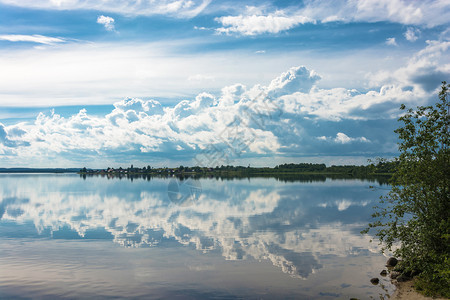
(0, 0, 449, 168)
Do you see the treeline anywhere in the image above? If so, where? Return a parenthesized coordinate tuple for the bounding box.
(266, 160, 397, 175)
(274, 163, 326, 172)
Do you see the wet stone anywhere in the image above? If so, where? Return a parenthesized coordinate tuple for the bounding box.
(390, 271, 401, 279)
(386, 257, 398, 267)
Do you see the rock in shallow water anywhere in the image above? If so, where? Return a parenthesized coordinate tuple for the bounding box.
(390, 271, 401, 279)
(380, 270, 387, 276)
(386, 257, 398, 267)
(370, 278, 379, 285)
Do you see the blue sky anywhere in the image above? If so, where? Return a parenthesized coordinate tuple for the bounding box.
(0, 0, 449, 168)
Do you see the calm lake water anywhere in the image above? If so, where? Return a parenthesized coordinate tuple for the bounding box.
(0, 174, 394, 299)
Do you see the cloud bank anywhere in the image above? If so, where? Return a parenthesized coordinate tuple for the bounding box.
(215, 0, 450, 36)
(0, 34, 66, 45)
(0, 0, 211, 18)
(302, 0, 450, 27)
(0, 39, 448, 167)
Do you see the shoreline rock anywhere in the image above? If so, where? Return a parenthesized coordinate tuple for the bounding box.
(390, 270, 401, 279)
(386, 257, 398, 267)
(382, 258, 445, 300)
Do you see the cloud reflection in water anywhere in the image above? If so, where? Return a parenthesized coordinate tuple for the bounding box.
(0, 174, 388, 279)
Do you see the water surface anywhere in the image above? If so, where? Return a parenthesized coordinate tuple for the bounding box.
(0, 174, 393, 299)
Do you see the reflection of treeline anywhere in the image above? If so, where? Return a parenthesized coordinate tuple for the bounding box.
(80, 172, 391, 185)
(79, 160, 395, 185)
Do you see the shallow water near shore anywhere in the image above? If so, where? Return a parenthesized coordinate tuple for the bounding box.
(0, 173, 394, 299)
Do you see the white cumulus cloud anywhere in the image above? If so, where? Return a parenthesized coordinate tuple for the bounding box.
(369, 39, 450, 92)
(404, 27, 421, 42)
(334, 132, 369, 144)
(97, 15, 115, 31)
(316, 133, 370, 144)
(386, 37, 397, 46)
(215, 11, 315, 35)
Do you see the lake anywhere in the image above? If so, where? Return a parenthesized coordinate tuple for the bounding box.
(0, 173, 394, 299)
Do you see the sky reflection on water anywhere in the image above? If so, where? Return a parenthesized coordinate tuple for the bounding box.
(0, 174, 394, 299)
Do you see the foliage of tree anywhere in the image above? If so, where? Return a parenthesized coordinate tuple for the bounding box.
(368, 158, 399, 174)
(363, 82, 450, 297)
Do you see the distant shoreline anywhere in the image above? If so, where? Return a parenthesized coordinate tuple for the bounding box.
(0, 168, 80, 173)
(77, 162, 396, 177)
(76, 163, 393, 185)
(0, 162, 396, 177)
